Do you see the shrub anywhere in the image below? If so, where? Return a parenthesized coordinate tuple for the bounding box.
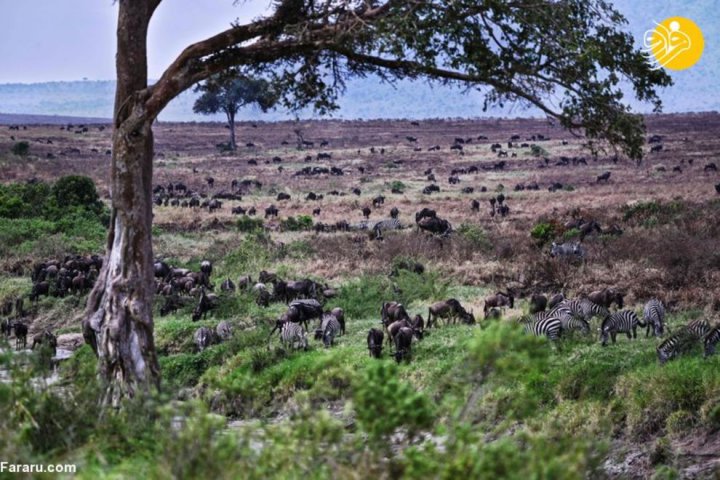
(11, 141, 29, 156)
(530, 144, 548, 156)
(236, 216, 264, 232)
(280, 215, 313, 231)
(457, 223, 492, 250)
(389, 180, 406, 192)
(530, 221, 557, 246)
(50, 175, 104, 215)
(353, 362, 434, 443)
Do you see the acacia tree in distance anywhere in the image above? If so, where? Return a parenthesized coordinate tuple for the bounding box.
(193, 72, 278, 151)
(84, 0, 671, 406)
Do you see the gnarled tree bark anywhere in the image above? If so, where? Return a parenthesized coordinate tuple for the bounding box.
(83, 0, 160, 406)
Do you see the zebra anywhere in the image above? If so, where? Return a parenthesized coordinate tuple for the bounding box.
(315, 314, 342, 348)
(520, 315, 562, 341)
(657, 327, 699, 364)
(550, 241, 585, 259)
(600, 310, 645, 346)
(560, 316, 591, 335)
(372, 218, 403, 240)
(281, 322, 308, 351)
(643, 299, 665, 337)
(686, 318, 710, 339)
(561, 299, 608, 322)
(704, 325, 720, 357)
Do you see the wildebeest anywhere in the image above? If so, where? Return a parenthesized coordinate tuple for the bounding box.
(1, 319, 13, 338)
(372, 195, 385, 207)
(220, 278, 236, 292)
(381, 301, 411, 328)
(588, 288, 624, 309)
(597, 171, 611, 183)
(529, 294, 548, 314)
(393, 327, 414, 363)
(13, 322, 28, 350)
(30, 281, 50, 302)
(427, 299, 474, 327)
(390, 207, 399, 219)
(281, 299, 323, 331)
(362, 206, 371, 219)
(483, 292, 514, 318)
(192, 289, 218, 321)
(194, 327, 217, 352)
(367, 328, 384, 358)
(264, 205, 279, 218)
(32, 330, 58, 356)
(417, 216, 452, 236)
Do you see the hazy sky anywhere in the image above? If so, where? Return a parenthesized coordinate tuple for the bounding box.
(0, 1, 274, 83)
(0, 0, 716, 83)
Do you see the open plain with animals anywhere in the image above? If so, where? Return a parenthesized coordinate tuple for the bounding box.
(1, 112, 720, 478)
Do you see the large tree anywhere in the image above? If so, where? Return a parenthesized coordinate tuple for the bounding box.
(193, 72, 278, 151)
(84, 0, 670, 405)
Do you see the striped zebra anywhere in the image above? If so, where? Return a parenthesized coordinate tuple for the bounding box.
(520, 315, 562, 341)
(704, 325, 720, 357)
(372, 218, 403, 239)
(657, 327, 698, 364)
(600, 310, 645, 346)
(281, 322, 308, 351)
(643, 299, 665, 337)
(561, 299, 608, 322)
(317, 314, 341, 348)
(561, 317, 591, 335)
(686, 318, 710, 339)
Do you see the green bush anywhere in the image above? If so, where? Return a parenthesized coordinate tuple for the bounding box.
(236, 215, 264, 232)
(389, 180, 406, 192)
(353, 362, 434, 443)
(11, 141, 29, 156)
(530, 221, 557, 246)
(530, 144, 548, 156)
(280, 215, 313, 231)
(457, 223, 492, 250)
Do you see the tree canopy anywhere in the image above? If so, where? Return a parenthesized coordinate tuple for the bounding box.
(193, 72, 277, 150)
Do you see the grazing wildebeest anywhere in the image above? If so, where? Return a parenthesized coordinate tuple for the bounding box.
(1, 319, 12, 339)
(32, 330, 57, 356)
(427, 299, 474, 327)
(362, 206, 371, 219)
(390, 207, 399, 219)
(483, 292, 514, 318)
(417, 216, 452, 236)
(13, 322, 28, 350)
(529, 294, 548, 314)
(220, 278, 236, 292)
(704, 162, 718, 172)
(381, 301, 411, 329)
(596, 171, 611, 183)
(312, 208, 321, 216)
(192, 289, 218, 321)
(471, 199, 480, 212)
(265, 205, 279, 218)
(715, 183, 720, 195)
(588, 288, 624, 309)
(372, 195, 385, 207)
(393, 327, 414, 363)
(30, 281, 50, 302)
(415, 208, 436, 223)
(282, 299, 323, 331)
(367, 328, 384, 358)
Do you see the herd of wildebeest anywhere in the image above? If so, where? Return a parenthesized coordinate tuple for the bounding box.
(3, 244, 719, 366)
(2, 126, 720, 370)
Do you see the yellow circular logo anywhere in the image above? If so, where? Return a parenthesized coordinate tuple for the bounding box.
(643, 17, 704, 70)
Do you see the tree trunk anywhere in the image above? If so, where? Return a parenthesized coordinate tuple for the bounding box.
(227, 111, 237, 151)
(83, 0, 160, 406)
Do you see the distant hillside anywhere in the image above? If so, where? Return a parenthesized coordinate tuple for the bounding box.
(0, 112, 109, 125)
